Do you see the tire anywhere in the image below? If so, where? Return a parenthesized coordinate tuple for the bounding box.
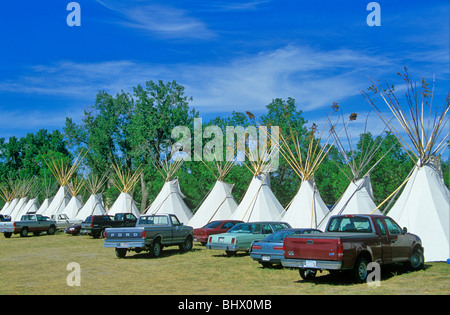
(150, 240, 162, 258)
(179, 236, 193, 252)
(20, 228, 28, 237)
(299, 269, 317, 281)
(352, 257, 369, 283)
(260, 262, 273, 268)
(115, 248, 127, 258)
(408, 247, 424, 271)
(47, 226, 56, 235)
(4, 232, 12, 238)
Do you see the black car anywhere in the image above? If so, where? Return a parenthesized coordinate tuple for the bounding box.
(0, 214, 11, 222)
(80, 213, 138, 238)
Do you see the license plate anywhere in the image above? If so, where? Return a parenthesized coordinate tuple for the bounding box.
(218, 237, 224, 242)
(305, 260, 317, 268)
(262, 255, 270, 261)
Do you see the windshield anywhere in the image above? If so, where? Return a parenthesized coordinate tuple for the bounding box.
(228, 223, 256, 234)
(327, 216, 374, 233)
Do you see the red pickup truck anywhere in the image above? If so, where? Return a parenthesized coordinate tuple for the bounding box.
(282, 215, 424, 283)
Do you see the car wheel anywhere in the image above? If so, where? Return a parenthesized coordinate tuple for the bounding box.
(20, 228, 28, 237)
(352, 257, 369, 283)
(408, 247, 424, 271)
(4, 232, 12, 238)
(47, 226, 56, 235)
(179, 236, 193, 252)
(115, 248, 127, 258)
(299, 269, 317, 281)
(150, 240, 162, 258)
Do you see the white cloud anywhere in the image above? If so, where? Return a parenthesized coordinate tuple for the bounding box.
(95, 1, 215, 39)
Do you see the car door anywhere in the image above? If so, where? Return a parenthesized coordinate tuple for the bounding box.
(384, 217, 410, 262)
(125, 213, 137, 227)
(375, 218, 392, 264)
(170, 215, 184, 243)
(36, 214, 46, 232)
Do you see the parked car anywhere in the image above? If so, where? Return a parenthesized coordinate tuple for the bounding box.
(0, 214, 11, 222)
(51, 213, 72, 231)
(65, 223, 81, 235)
(193, 220, 243, 245)
(250, 228, 322, 267)
(104, 213, 194, 258)
(80, 213, 138, 238)
(206, 221, 291, 256)
(282, 214, 424, 283)
(0, 214, 56, 238)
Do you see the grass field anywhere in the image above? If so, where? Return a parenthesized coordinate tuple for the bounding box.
(0, 231, 449, 295)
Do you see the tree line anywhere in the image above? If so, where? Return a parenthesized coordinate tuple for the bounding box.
(0, 80, 448, 213)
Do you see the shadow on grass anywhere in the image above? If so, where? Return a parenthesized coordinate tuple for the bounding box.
(119, 247, 203, 260)
(290, 263, 432, 286)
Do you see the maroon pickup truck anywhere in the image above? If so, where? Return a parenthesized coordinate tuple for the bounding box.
(281, 215, 424, 283)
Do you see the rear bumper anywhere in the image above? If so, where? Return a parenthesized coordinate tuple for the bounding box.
(206, 244, 239, 251)
(281, 259, 343, 270)
(0, 227, 16, 233)
(104, 240, 146, 249)
(250, 252, 284, 264)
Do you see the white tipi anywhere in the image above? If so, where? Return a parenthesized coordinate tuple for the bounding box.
(61, 178, 84, 219)
(75, 174, 107, 221)
(229, 149, 284, 222)
(279, 121, 337, 229)
(364, 72, 449, 262)
(319, 114, 387, 229)
(40, 153, 84, 218)
(107, 163, 142, 218)
(145, 157, 192, 223)
(188, 159, 238, 228)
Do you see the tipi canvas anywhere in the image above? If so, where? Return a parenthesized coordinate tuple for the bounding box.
(363, 70, 449, 262)
(146, 178, 193, 223)
(388, 162, 449, 262)
(229, 173, 284, 222)
(188, 180, 238, 228)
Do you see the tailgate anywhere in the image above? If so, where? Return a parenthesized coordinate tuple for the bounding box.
(284, 235, 341, 261)
(104, 227, 145, 241)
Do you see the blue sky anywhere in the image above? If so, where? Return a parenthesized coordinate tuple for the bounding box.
(0, 0, 448, 152)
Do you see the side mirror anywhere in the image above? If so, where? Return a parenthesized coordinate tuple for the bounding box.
(402, 227, 408, 234)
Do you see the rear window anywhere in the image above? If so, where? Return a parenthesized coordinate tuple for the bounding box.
(92, 216, 111, 222)
(138, 215, 169, 225)
(203, 221, 222, 229)
(327, 216, 373, 233)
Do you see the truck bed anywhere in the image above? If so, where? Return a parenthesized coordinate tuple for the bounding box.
(283, 232, 377, 268)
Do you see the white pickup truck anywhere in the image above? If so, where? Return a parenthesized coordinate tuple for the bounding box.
(0, 214, 57, 238)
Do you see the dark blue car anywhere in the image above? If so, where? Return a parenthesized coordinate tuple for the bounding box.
(250, 228, 322, 267)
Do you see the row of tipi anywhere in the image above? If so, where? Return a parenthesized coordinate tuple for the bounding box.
(1, 77, 449, 262)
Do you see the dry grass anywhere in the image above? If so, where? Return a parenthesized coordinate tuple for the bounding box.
(0, 232, 449, 295)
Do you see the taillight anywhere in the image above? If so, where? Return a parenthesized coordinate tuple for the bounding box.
(90, 223, 94, 228)
(208, 236, 212, 244)
(337, 240, 344, 258)
(273, 245, 283, 251)
(142, 230, 147, 238)
(231, 238, 235, 244)
(252, 244, 262, 250)
(13, 222, 16, 227)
